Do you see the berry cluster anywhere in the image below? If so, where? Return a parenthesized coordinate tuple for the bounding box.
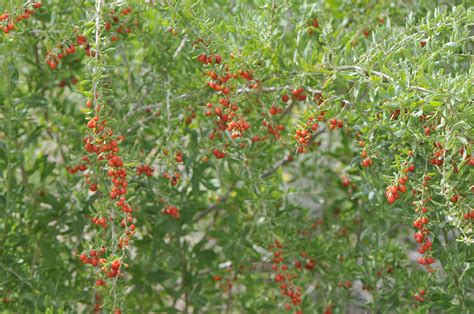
(45, 34, 92, 70)
(253, 93, 289, 143)
(164, 205, 180, 219)
(1, 2, 42, 34)
(137, 164, 155, 176)
(211, 269, 234, 295)
(463, 210, 474, 220)
(291, 87, 307, 102)
(323, 305, 333, 314)
(74, 94, 135, 299)
(104, 7, 137, 43)
(269, 105, 283, 116)
(337, 280, 352, 289)
(197, 53, 222, 65)
(91, 216, 107, 229)
(66, 159, 88, 175)
(429, 141, 444, 166)
(269, 240, 303, 314)
(202, 66, 253, 139)
(294, 129, 312, 153)
(413, 216, 435, 267)
(385, 177, 409, 204)
(79, 248, 107, 268)
(294, 110, 324, 153)
(163, 171, 181, 185)
(385, 165, 413, 204)
(411, 174, 436, 271)
(198, 50, 293, 155)
(197, 51, 261, 155)
(307, 18, 319, 34)
(45, 7, 137, 70)
(458, 147, 474, 173)
(259, 119, 286, 141)
(293, 252, 316, 271)
(292, 91, 351, 153)
(359, 141, 373, 167)
(212, 148, 226, 159)
(58, 76, 79, 88)
(157, 148, 184, 185)
(328, 118, 343, 130)
(413, 288, 427, 303)
(79, 249, 126, 285)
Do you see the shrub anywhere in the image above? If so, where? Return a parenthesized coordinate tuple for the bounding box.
(0, 1, 472, 313)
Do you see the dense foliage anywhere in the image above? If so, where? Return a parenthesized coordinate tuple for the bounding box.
(0, 0, 472, 313)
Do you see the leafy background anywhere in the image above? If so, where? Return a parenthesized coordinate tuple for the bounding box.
(0, 0, 472, 313)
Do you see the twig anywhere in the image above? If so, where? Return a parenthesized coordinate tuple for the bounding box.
(236, 85, 289, 94)
(331, 65, 430, 93)
(193, 196, 229, 222)
(166, 86, 171, 136)
(92, 0, 103, 107)
(172, 34, 188, 60)
(334, 65, 393, 82)
(259, 155, 292, 179)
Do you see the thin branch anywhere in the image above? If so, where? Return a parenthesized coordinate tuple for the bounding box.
(236, 85, 289, 94)
(92, 0, 103, 107)
(193, 196, 229, 222)
(334, 65, 393, 82)
(259, 155, 292, 179)
(331, 65, 430, 93)
(166, 86, 171, 135)
(173, 34, 188, 60)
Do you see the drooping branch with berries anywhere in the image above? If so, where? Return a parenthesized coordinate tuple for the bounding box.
(0, 1, 472, 313)
(69, 1, 138, 313)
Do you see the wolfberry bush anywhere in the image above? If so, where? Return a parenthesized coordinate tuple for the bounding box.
(0, 0, 472, 313)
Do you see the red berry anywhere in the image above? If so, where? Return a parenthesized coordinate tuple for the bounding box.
(79, 253, 88, 262)
(95, 279, 105, 286)
(48, 61, 57, 70)
(387, 194, 395, 204)
(450, 194, 459, 203)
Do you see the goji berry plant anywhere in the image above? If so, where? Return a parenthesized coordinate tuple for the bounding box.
(0, 0, 472, 313)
